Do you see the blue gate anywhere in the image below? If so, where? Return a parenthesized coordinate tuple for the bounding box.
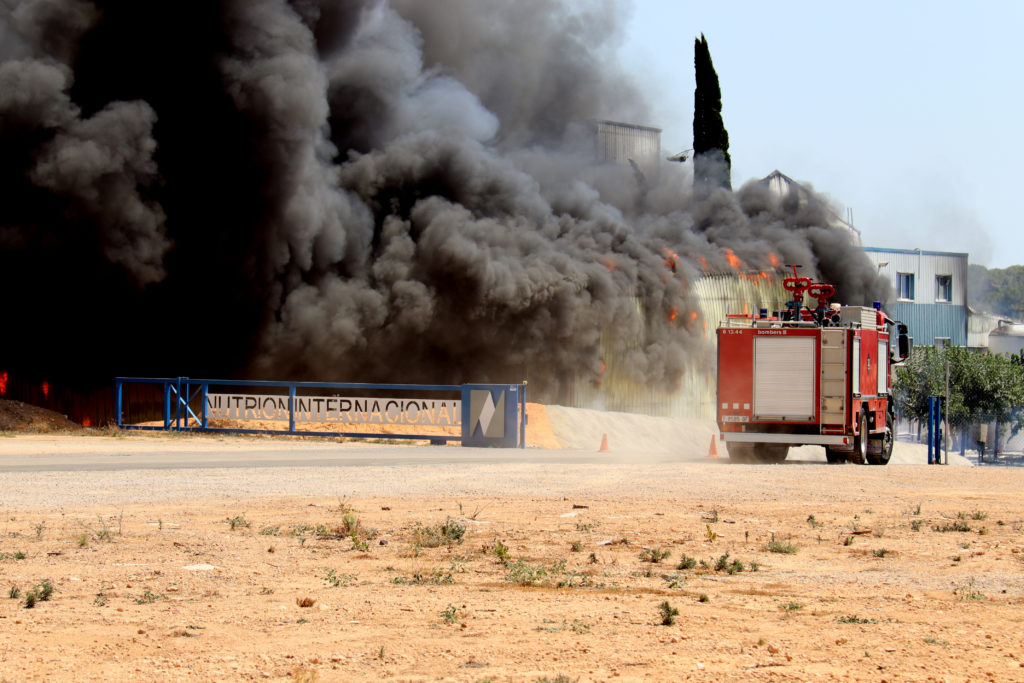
(115, 378, 526, 448)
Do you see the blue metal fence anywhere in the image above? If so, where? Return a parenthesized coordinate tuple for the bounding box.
(115, 377, 527, 448)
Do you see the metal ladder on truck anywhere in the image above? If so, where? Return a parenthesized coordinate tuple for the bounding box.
(820, 328, 847, 432)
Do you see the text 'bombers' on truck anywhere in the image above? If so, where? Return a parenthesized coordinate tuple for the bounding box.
(717, 266, 911, 465)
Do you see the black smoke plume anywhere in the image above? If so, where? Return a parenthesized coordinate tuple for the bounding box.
(0, 0, 890, 401)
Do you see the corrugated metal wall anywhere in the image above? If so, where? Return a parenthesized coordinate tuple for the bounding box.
(593, 120, 661, 174)
(888, 302, 967, 346)
(865, 248, 968, 346)
(866, 248, 967, 305)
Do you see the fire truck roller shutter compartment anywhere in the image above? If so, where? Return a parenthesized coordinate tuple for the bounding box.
(753, 336, 816, 420)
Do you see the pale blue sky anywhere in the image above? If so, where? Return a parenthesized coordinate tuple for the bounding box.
(619, 1, 1023, 268)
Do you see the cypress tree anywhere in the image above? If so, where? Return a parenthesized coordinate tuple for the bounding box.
(693, 34, 731, 190)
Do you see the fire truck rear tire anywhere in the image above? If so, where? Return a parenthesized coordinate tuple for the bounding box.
(824, 448, 845, 464)
(756, 444, 789, 464)
(728, 443, 788, 464)
(727, 443, 755, 464)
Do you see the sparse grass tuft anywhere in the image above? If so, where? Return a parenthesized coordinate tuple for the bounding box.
(910, 519, 924, 532)
(23, 579, 54, 609)
(697, 593, 709, 603)
(954, 578, 985, 601)
(838, 615, 877, 624)
(639, 547, 670, 563)
(778, 601, 803, 614)
(872, 548, 892, 558)
(492, 540, 510, 561)
(658, 600, 679, 626)
(133, 590, 164, 604)
(412, 518, 466, 548)
(324, 569, 356, 587)
(224, 514, 251, 531)
(570, 540, 583, 553)
(504, 559, 566, 587)
(806, 514, 818, 528)
(295, 596, 316, 608)
(393, 569, 454, 585)
(676, 554, 697, 570)
(439, 603, 460, 625)
(933, 520, 971, 533)
(764, 537, 799, 554)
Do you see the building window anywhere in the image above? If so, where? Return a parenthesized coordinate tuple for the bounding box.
(936, 275, 952, 302)
(897, 273, 915, 300)
(934, 337, 951, 349)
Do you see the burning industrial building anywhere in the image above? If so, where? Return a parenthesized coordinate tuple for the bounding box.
(0, 0, 890, 422)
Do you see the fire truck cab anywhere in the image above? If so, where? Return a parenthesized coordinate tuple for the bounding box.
(716, 268, 910, 465)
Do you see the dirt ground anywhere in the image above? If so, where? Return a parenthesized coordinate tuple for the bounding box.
(1, 428, 1024, 682)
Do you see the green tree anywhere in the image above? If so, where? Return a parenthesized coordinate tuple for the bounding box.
(692, 34, 731, 191)
(968, 263, 1024, 318)
(893, 346, 1024, 439)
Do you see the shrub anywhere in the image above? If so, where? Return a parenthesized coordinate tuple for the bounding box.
(639, 547, 670, 563)
(676, 554, 697, 570)
(764, 538, 799, 554)
(658, 600, 679, 626)
(412, 518, 466, 548)
(224, 514, 251, 531)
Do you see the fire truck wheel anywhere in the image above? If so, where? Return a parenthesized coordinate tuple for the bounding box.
(729, 443, 787, 464)
(824, 448, 845, 464)
(867, 411, 894, 466)
(755, 444, 789, 464)
(850, 411, 869, 465)
(727, 443, 755, 464)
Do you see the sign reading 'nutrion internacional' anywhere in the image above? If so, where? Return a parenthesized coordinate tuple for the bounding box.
(205, 394, 461, 425)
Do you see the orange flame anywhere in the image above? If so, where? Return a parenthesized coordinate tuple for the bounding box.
(0, 371, 7, 395)
(690, 311, 698, 321)
(41, 381, 50, 399)
(723, 248, 743, 270)
(699, 256, 708, 271)
(662, 247, 679, 272)
(743, 301, 749, 315)
(669, 306, 678, 322)
(600, 257, 617, 271)
(768, 252, 781, 267)
(82, 416, 92, 427)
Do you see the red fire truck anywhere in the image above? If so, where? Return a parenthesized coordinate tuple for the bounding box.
(716, 267, 910, 465)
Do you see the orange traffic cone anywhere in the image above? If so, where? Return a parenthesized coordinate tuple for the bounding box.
(708, 435, 720, 458)
(599, 433, 610, 452)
